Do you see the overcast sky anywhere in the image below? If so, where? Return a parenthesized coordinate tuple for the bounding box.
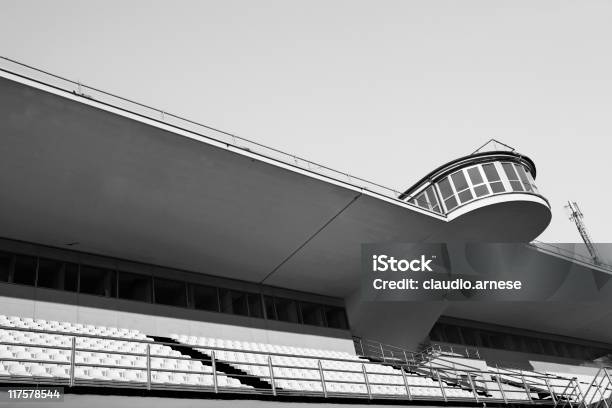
(1, 0, 610, 243)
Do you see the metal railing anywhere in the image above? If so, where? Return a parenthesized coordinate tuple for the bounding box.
(529, 241, 612, 274)
(0, 55, 404, 201)
(0, 324, 583, 405)
(353, 336, 480, 365)
(575, 368, 612, 408)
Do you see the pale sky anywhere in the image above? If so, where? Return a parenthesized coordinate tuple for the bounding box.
(1, 0, 610, 243)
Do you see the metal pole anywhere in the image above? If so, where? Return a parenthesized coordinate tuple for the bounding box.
(380, 343, 385, 362)
(521, 373, 534, 404)
(318, 360, 327, 398)
(146, 343, 151, 390)
(495, 374, 507, 404)
(69, 336, 76, 387)
(362, 364, 371, 399)
(546, 378, 557, 405)
(403, 350, 409, 365)
(212, 350, 218, 393)
(268, 355, 276, 396)
(556, 380, 572, 408)
(585, 369, 603, 408)
(467, 373, 479, 403)
(599, 369, 612, 408)
(401, 367, 412, 400)
(590, 371, 607, 408)
(573, 378, 586, 408)
(435, 369, 447, 402)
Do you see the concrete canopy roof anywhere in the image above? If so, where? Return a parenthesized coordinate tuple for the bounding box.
(0, 71, 549, 298)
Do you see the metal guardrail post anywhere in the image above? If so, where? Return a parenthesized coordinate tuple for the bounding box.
(146, 343, 151, 390)
(573, 377, 586, 408)
(69, 336, 76, 387)
(586, 369, 604, 408)
(403, 350, 409, 364)
(380, 343, 385, 362)
(401, 367, 412, 400)
(600, 369, 612, 408)
(362, 364, 371, 399)
(212, 350, 218, 393)
(521, 373, 534, 403)
(318, 360, 327, 398)
(556, 379, 572, 408)
(268, 355, 276, 396)
(359, 338, 364, 355)
(546, 378, 557, 404)
(495, 374, 507, 404)
(467, 373, 479, 403)
(435, 369, 447, 402)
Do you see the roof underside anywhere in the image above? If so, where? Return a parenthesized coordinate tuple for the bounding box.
(0, 70, 554, 300)
(0, 74, 449, 298)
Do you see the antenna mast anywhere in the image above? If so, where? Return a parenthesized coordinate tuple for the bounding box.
(566, 201, 600, 264)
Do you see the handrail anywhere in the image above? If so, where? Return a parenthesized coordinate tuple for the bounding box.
(0, 55, 405, 201)
(529, 241, 612, 274)
(353, 336, 481, 366)
(0, 323, 582, 406)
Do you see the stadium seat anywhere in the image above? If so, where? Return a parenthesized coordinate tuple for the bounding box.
(0, 315, 248, 389)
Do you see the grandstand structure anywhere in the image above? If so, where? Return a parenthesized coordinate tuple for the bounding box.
(1, 56, 611, 407)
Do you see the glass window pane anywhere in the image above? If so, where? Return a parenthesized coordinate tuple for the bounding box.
(450, 171, 469, 192)
(64, 263, 79, 292)
(490, 181, 505, 193)
(219, 289, 249, 316)
(515, 164, 533, 191)
(300, 302, 325, 327)
(416, 193, 428, 208)
(264, 296, 277, 320)
(80, 265, 115, 297)
(191, 284, 219, 312)
(438, 177, 454, 199)
(37, 258, 65, 290)
(118, 272, 152, 302)
(275, 298, 300, 323)
(0, 252, 13, 282)
(467, 167, 483, 185)
(526, 172, 538, 192)
(13, 255, 37, 286)
(502, 162, 519, 180)
(324, 307, 348, 329)
(474, 184, 489, 197)
(444, 196, 458, 211)
(154, 277, 186, 307)
(425, 186, 439, 210)
(458, 189, 474, 204)
(482, 163, 501, 182)
(510, 180, 524, 192)
(248, 293, 263, 318)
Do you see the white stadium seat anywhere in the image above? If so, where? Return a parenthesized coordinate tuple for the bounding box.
(0, 314, 248, 389)
(0, 314, 574, 401)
